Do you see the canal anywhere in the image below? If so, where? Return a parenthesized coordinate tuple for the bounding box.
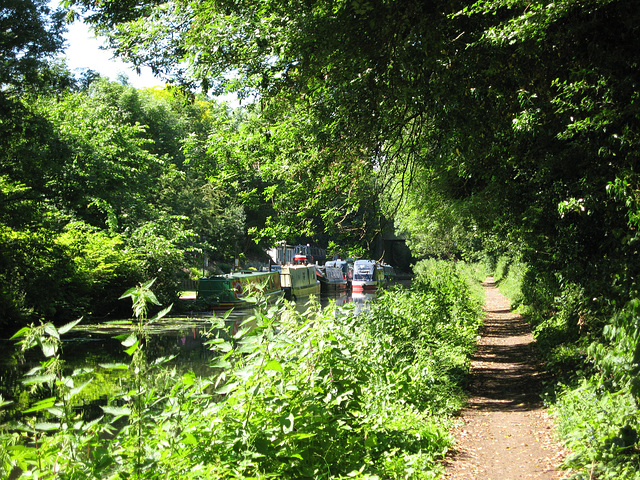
(0, 292, 377, 412)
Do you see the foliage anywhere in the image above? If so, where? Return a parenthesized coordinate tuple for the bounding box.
(552, 380, 640, 480)
(0, 0, 66, 93)
(33, 82, 164, 231)
(389, 165, 485, 261)
(1, 67, 274, 326)
(364, 260, 484, 415)
(1, 263, 483, 479)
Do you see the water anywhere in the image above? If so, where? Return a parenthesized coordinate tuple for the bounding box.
(0, 292, 378, 409)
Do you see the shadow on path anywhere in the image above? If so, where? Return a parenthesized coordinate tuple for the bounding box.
(465, 279, 549, 412)
(443, 277, 566, 479)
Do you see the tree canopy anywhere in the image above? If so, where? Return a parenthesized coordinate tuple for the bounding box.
(4, 0, 640, 330)
(65, 0, 640, 286)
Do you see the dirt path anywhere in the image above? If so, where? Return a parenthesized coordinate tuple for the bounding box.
(443, 277, 569, 479)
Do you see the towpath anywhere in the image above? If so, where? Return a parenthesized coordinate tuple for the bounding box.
(443, 277, 569, 479)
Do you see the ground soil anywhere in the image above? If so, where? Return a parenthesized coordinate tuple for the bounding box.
(443, 277, 570, 480)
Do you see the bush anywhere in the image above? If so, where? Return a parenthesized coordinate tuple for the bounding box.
(552, 379, 640, 479)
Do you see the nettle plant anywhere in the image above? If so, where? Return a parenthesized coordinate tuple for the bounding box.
(1, 263, 483, 479)
(0, 278, 175, 479)
(3, 317, 87, 477)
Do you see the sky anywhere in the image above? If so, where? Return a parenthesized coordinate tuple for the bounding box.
(60, 5, 240, 105)
(63, 19, 164, 90)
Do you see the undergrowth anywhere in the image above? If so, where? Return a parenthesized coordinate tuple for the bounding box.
(0, 260, 484, 479)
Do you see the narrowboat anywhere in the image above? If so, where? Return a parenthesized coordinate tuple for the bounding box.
(325, 259, 353, 286)
(197, 270, 282, 310)
(279, 264, 321, 301)
(317, 265, 348, 294)
(382, 264, 396, 284)
(351, 260, 385, 294)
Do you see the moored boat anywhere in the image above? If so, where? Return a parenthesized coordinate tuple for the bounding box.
(325, 259, 353, 287)
(351, 260, 385, 293)
(317, 265, 348, 294)
(382, 264, 396, 285)
(197, 270, 282, 310)
(279, 264, 321, 301)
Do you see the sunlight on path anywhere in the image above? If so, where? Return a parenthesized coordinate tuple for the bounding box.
(443, 278, 569, 479)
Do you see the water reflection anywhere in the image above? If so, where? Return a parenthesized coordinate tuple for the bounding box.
(351, 292, 377, 311)
(6, 293, 376, 348)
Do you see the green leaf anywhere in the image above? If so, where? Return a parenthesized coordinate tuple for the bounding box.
(208, 340, 233, 353)
(35, 422, 59, 431)
(364, 434, 378, 448)
(101, 405, 132, 416)
(70, 379, 93, 398)
(10, 327, 30, 340)
(140, 278, 157, 292)
(98, 363, 129, 370)
(71, 367, 94, 377)
(24, 366, 42, 376)
(40, 341, 57, 358)
(290, 432, 315, 440)
(120, 333, 137, 347)
(279, 412, 295, 433)
(150, 354, 177, 367)
(118, 286, 138, 300)
(124, 340, 139, 356)
(265, 359, 284, 373)
(148, 304, 173, 323)
(182, 371, 196, 386)
(44, 323, 59, 339)
(46, 407, 64, 418)
(182, 433, 198, 445)
(23, 397, 56, 413)
(210, 358, 232, 369)
(215, 382, 239, 395)
(145, 289, 161, 306)
(234, 365, 255, 380)
(58, 318, 83, 335)
(22, 374, 56, 386)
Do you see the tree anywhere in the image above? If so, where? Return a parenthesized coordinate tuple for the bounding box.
(56, 0, 640, 302)
(0, 0, 66, 92)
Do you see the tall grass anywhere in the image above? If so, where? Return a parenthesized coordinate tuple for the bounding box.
(1, 261, 484, 479)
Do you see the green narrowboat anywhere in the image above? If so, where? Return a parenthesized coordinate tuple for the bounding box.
(279, 264, 321, 301)
(197, 270, 282, 310)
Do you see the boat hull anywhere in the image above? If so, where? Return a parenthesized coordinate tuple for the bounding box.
(284, 282, 321, 300)
(318, 265, 348, 294)
(197, 271, 282, 310)
(351, 281, 378, 294)
(320, 281, 348, 294)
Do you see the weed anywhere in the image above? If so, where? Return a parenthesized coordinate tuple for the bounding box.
(1, 262, 484, 478)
